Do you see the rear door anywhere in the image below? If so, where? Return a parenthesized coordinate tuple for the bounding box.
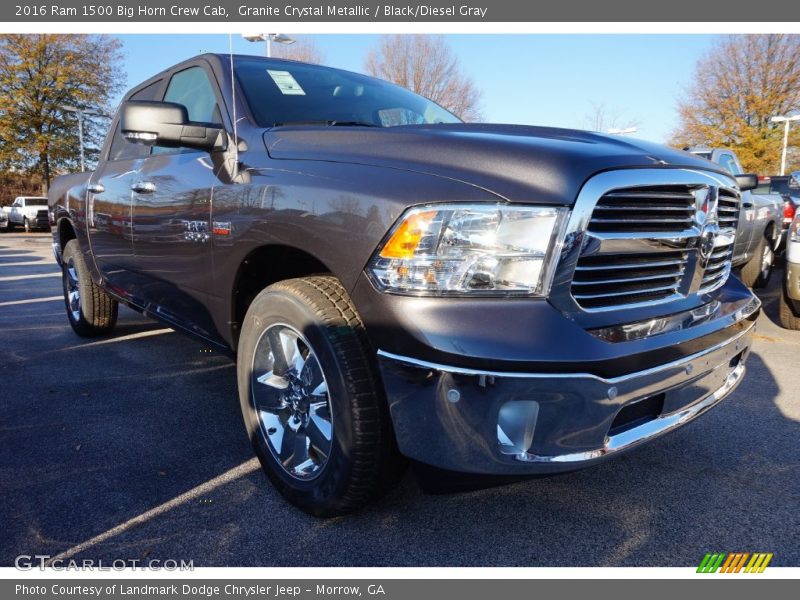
(131, 63, 227, 339)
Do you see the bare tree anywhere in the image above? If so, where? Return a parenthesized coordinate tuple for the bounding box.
(270, 37, 324, 65)
(365, 35, 481, 122)
(671, 34, 800, 174)
(583, 101, 640, 133)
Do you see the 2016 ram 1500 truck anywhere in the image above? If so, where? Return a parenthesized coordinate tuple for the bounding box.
(49, 54, 761, 516)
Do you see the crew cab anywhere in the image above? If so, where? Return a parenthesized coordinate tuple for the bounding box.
(49, 55, 761, 516)
(687, 147, 782, 288)
(6, 196, 50, 232)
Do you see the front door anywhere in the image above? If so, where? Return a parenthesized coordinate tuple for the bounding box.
(131, 64, 228, 339)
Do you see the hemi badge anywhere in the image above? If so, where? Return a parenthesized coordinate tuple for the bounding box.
(212, 221, 231, 236)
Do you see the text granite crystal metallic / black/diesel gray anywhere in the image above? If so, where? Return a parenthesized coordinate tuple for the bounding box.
(48, 54, 761, 516)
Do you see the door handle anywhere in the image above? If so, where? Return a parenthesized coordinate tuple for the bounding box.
(87, 183, 105, 194)
(131, 181, 156, 194)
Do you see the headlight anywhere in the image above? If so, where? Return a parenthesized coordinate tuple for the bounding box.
(367, 203, 568, 296)
(790, 213, 800, 243)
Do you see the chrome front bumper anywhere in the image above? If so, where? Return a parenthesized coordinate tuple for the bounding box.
(378, 317, 756, 475)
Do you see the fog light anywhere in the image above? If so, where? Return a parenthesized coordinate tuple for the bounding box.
(497, 400, 540, 456)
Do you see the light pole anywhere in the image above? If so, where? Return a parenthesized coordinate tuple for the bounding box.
(60, 106, 110, 172)
(771, 114, 800, 176)
(242, 33, 296, 57)
(607, 127, 637, 136)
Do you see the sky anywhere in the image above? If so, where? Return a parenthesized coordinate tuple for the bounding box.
(117, 34, 719, 144)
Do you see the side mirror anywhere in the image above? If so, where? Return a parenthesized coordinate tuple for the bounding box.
(735, 174, 758, 192)
(120, 101, 226, 152)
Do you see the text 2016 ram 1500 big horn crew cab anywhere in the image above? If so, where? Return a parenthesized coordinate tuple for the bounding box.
(49, 55, 761, 516)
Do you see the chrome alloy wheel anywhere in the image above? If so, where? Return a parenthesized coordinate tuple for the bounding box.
(761, 242, 774, 279)
(65, 260, 81, 322)
(251, 324, 333, 480)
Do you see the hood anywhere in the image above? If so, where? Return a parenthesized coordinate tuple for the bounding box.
(263, 123, 727, 204)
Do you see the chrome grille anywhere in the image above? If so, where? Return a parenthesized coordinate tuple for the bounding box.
(699, 240, 734, 294)
(717, 188, 740, 230)
(571, 251, 687, 309)
(568, 181, 740, 312)
(588, 186, 696, 234)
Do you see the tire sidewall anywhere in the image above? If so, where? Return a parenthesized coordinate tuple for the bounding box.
(61, 239, 111, 336)
(237, 288, 360, 514)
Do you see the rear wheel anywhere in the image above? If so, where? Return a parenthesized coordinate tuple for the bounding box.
(740, 233, 773, 289)
(61, 239, 118, 337)
(237, 276, 403, 517)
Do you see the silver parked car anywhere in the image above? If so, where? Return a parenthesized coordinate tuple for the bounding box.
(687, 147, 782, 288)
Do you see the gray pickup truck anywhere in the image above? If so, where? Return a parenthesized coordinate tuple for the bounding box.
(687, 148, 782, 288)
(49, 55, 761, 516)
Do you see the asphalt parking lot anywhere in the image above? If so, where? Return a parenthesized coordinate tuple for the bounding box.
(1, 231, 798, 567)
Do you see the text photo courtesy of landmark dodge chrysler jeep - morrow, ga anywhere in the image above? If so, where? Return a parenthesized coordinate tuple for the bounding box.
(48, 54, 761, 516)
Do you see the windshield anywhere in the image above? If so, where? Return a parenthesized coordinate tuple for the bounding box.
(234, 57, 462, 128)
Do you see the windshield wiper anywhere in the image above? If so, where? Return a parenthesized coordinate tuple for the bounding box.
(273, 120, 378, 128)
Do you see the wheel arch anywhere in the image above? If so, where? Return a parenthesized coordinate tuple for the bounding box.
(56, 217, 77, 251)
(230, 244, 334, 347)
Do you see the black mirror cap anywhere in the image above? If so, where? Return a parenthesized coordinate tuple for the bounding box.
(120, 100, 226, 152)
(735, 174, 758, 192)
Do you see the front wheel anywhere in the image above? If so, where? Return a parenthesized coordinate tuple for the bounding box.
(740, 233, 774, 289)
(61, 239, 118, 337)
(237, 276, 403, 517)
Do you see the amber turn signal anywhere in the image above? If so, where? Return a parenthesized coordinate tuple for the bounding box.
(379, 210, 436, 259)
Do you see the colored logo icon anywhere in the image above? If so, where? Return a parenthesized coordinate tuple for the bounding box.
(697, 552, 773, 573)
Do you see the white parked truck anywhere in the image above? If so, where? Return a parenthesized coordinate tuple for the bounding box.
(5, 196, 50, 232)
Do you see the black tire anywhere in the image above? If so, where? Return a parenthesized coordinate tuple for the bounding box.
(740, 233, 774, 289)
(237, 276, 404, 517)
(779, 285, 800, 330)
(5, 220, 13, 232)
(61, 239, 118, 337)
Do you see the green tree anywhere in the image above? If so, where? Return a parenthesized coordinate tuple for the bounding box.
(0, 34, 124, 192)
(671, 34, 800, 174)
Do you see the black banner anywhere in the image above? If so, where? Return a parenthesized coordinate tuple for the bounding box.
(4, 579, 798, 600)
(5, 0, 800, 22)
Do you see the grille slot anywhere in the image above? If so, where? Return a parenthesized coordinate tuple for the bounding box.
(572, 251, 687, 309)
(717, 189, 740, 230)
(587, 186, 696, 234)
(699, 241, 734, 293)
